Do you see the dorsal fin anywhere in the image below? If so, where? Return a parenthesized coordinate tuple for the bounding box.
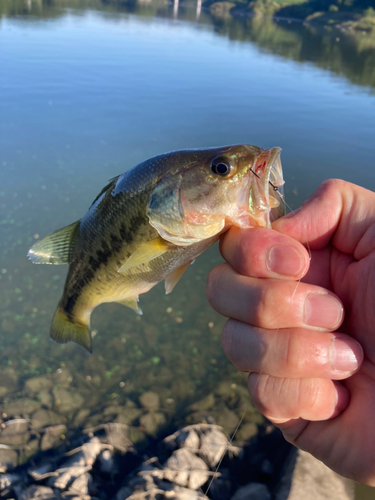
(27, 220, 80, 265)
(89, 175, 121, 208)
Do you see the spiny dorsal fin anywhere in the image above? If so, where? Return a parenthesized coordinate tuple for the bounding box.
(117, 237, 174, 273)
(28, 220, 80, 265)
(164, 262, 191, 294)
(89, 175, 121, 208)
(116, 296, 143, 315)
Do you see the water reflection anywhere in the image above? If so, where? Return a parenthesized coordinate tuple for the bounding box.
(1, 0, 375, 89)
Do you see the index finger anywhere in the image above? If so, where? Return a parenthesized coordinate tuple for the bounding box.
(219, 226, 310, 280)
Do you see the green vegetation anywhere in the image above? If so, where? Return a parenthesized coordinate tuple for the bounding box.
(207, 0, 375, 32)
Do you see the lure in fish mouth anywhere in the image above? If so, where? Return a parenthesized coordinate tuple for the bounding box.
(28, 145, 285, 352)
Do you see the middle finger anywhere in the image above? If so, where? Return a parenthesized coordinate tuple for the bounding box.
(207, 264, 343, 331)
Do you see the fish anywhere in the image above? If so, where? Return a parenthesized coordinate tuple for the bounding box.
(28, 145, 285, 352)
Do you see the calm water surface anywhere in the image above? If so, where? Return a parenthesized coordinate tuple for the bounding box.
(1, 0, 375, 491)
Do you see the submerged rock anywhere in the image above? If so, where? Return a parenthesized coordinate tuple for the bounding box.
(40, 424, 66, 451)
(3, 399, 41, 417)
(115, 407, 143, 426)
(24, 376, 52, 395)
(140, 412, 167, 436)
(0, 448, 18, 470)
(53, 388, 84, 414)
(0, 419, 30, 445)
(31, 410, 65, 430)
(139, 392, 160, 410)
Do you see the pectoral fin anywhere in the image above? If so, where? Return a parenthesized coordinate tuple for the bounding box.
(164, 262, 191, 294)
(118, 237, 174, 273)
(116, 296, 143, 315)
(28, 221, 80, 265)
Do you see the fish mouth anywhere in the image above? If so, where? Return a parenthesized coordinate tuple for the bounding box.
(247, 146, 285, 229)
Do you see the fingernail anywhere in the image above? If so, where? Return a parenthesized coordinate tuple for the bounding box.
(304, 294, 343, 329)
(267, 246, 303, 277)
(330, 336, 362, 373)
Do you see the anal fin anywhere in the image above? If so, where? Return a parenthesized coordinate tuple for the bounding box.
(118, 237, 174, 273)
(165, 262, 191, 294)
(116, 296, 143, 315)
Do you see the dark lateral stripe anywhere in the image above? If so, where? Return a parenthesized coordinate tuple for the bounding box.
(62, 211, 148, 316)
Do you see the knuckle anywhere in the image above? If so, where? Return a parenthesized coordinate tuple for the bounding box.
(254, 281, 296, 329)
(221, 320, 235, 360)
(279, 330, 303, 376)
(206, 264, 226, 308)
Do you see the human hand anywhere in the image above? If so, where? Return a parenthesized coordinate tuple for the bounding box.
(207, 179, 375, 485)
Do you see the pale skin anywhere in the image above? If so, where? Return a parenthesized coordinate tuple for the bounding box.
(206, 179, 375, 486)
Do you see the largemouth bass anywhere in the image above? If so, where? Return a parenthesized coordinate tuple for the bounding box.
(28, 145, 285, 352)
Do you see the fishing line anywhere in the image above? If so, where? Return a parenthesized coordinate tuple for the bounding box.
(205, 409, 247, 497)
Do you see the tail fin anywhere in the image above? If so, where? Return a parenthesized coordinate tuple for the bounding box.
(50, 305, 92, 353)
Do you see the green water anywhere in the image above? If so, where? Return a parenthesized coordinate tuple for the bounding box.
(1, 0, 375, 494)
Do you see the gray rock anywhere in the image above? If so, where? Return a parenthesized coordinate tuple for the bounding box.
(68, 472, 92, 495)
(176, 429, 200, 451)
(40, 424, 66, 451)
(231, 482, 271, 500)
(0, 419, 30, 445)
(19, 485, 55, 500)
(98, 449, 115, 473)
(47, 465, 90, 489)
(62, 437, 104, 468)
(139, 391, 160, 410)
(169, 486, 209, 499)
(0, 472, 21, 490)
(101, 423, 134, 451)
(276, 449, 354, 500)
(164, 448, 209, 490)
(199, 429, 229, 468)
(140, 412, 166, 436)
(28, 462, 54, 481)
(31, 409, 65, 429)
(24, 376, 52, 395)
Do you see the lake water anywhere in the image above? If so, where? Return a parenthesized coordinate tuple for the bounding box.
(1, 0, 375, 495)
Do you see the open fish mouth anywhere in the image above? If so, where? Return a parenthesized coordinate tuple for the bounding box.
(247, 146, 285, 229)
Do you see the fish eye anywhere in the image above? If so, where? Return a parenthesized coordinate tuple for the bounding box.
(211, 157, 234, 178)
